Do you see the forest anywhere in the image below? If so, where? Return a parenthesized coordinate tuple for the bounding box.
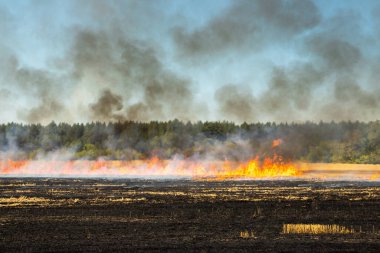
(1, 120, 380, 163)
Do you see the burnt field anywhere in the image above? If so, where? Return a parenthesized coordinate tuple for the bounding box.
(1, 178, 380, 252)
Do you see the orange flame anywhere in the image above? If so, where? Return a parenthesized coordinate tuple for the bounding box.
(208, 154, 300, 180)
(0, 154, 301, 179)
(2, 158, 380, 180)
(2, 135, 380, 180)
(272, 139, 283, 149)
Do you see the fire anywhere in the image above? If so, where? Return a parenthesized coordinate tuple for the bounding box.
(209, 154, 300, 180)
(2, 158, 380, 180)
(272, 138, 283, 149)
(0, 155, 301, 179)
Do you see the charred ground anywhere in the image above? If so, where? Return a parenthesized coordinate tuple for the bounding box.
(0, 178, 379, 252)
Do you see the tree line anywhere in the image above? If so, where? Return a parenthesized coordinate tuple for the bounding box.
(1, 120, 380, 163)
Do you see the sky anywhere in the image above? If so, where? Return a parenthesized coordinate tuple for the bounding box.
(0, 0, 380, 124)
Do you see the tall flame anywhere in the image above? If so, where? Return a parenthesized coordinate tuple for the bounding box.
(209, 154, 300, 180)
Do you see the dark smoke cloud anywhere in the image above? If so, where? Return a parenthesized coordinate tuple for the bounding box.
(307, 36, 362, 73)
(319, 77, 380, 121)
(258, 64, 324, 121)
(173, 0, 320, 60)
(334, 78, 377, 107)
(69, 29, 195, 122)
(170, 0, 379, 122)
(126, 78, 193, 121)
(213, 64, 325, 123)
(21, 92, 64, 124)
(0, 1, 199, 124)
(0, 55, 66, 124)
(90, 89, 125, 122)
(302, 10, 377, 121)
(214, 84, 256, 122)
(1, 0, 380, 123)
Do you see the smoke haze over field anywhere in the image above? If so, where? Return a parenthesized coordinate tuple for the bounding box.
(1, 0, 380, 124)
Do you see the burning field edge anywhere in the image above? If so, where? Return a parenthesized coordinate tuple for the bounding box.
(1, 159, 380, 181)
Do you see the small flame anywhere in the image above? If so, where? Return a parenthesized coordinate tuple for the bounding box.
(272, 139, 283, 149)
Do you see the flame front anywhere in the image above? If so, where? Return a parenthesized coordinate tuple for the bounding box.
(209, 154, 300, 180)
(3, 158, 380, 180)
(0, 155, 301, 179)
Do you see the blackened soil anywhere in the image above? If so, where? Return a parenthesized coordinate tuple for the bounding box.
(0, 178, 380, 252)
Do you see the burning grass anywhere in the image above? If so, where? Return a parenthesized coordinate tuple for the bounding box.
(2, 159, 380, 181)
(2, 138, 380, 180)
(0, 155, 301, 179)
(0, 139, 303, 179)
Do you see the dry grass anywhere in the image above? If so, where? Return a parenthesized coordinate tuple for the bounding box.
(0, 183, 36, 187)
(108, 197, 147, 203)
(240, 229, 256, 238)
(0, 196, 82, 207)
(282, 224, 355, 234)
(0, 196, 50, 207)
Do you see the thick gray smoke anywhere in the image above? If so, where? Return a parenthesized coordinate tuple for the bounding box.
(1, 1, 380, 123)
(173, 0, 380, 122)
(68, 29, 195, 122)
(173, 0, 320, 61)
(214, 84, 257, 122)
(0, 11, 196, 123)
(0, 55, 66, 123)
(90, 89, 124, 122)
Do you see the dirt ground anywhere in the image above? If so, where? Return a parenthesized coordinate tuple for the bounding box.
(0, 178, 379, 252)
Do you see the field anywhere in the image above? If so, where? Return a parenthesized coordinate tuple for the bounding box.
(1, 178, 380, 252)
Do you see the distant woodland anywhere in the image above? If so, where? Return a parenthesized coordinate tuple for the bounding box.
(1, 120, 380, 163)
